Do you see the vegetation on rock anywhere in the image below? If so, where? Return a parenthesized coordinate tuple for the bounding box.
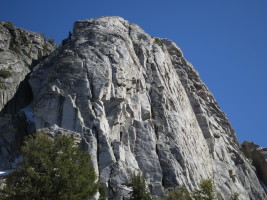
(99, 182, 108, 200)
(0, 69, 12, 79)
(154, 38, 163, 46)
(163, 179, 239, 200)
(163, 185, 192, 200)
(192, 179, 216, 200)
(130, 173, 152, 200)
(0, 132, 98, 200)
(242, 141, 267, 186)
(9, 38, 21, 55)
(0, 81, 5, 89)
(229, 193, 239, 200)
(3, 21, 14, 29)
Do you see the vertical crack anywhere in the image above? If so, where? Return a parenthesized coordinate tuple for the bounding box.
(57, 95, 64, 127)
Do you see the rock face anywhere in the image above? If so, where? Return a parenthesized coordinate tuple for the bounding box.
(0, 21, 54, 112)
(0, 17, 266, 199)
(26, 17, 267, 199)
(242, 141, 267, 189)
(0, 21, 54, 169)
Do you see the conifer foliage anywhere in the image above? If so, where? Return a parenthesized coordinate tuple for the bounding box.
(0, 132, 98, 200)
(163, 185, 192, 200)
(99, 182, 108, 200)
(130, 173, 152, 200)
(163, 179, 239, 200)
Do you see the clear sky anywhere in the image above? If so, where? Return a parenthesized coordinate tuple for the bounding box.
(0, 0, 266, 147)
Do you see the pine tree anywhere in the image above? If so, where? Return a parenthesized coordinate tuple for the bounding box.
(0, 132, 98, 200)
(99, 182, 108, 200)
(130, 173, 152, 200)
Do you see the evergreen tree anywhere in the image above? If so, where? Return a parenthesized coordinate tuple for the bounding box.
(99, 182, 108, 200)
(164, 185, 192, 200)
(130, 173, 152, 200)
(0, 132, 98, 200)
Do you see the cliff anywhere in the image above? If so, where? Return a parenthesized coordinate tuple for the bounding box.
(0, 17, 266, 199)
(0, 21, 54, 169)
(242, 141, 267, 189)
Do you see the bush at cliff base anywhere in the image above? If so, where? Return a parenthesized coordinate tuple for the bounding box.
(0, 132, 98, 200)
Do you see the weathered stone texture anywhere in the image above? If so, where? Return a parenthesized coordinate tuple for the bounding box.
(28, 17, 266, 199)
(242, 141, 267, 188)
(0, 21, 54, 169)
(0, 21, 54, 112)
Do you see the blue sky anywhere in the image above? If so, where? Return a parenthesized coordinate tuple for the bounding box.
(0, 0, 266, 147)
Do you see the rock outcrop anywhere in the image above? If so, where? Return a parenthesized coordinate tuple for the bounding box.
(26, 17, 266, 199)
(0, 21, 54, 112)
(242, 141, 267, 189)
(0, 21, 54, 169)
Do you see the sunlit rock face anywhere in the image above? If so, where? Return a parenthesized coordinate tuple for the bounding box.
(1, 17, 266, 199)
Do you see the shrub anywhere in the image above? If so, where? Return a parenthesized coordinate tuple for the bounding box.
(154, 38, 163, 46)
(192, 179, 216, 200)
(0, 81, 5, 89)
(164, 185, 192, 200)
(163, 179, 239, 200)
(3, 21, 14, 29)
(130, 173, 152, 200)
(20, 34, 29, 47)
(0, 69, 12, 79)
(9, 44, 20, 54)
(9, 38, 21, 55)
(229, 193, 239, 200)
(41, 33, 55, 45)
(0, 132, 98, 200)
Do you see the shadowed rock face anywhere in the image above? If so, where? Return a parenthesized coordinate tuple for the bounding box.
(242, 141, 267, 187)
(27, 17, 267, 199)
(0, 21, 54, 169)
(0, 21, 54, 113)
